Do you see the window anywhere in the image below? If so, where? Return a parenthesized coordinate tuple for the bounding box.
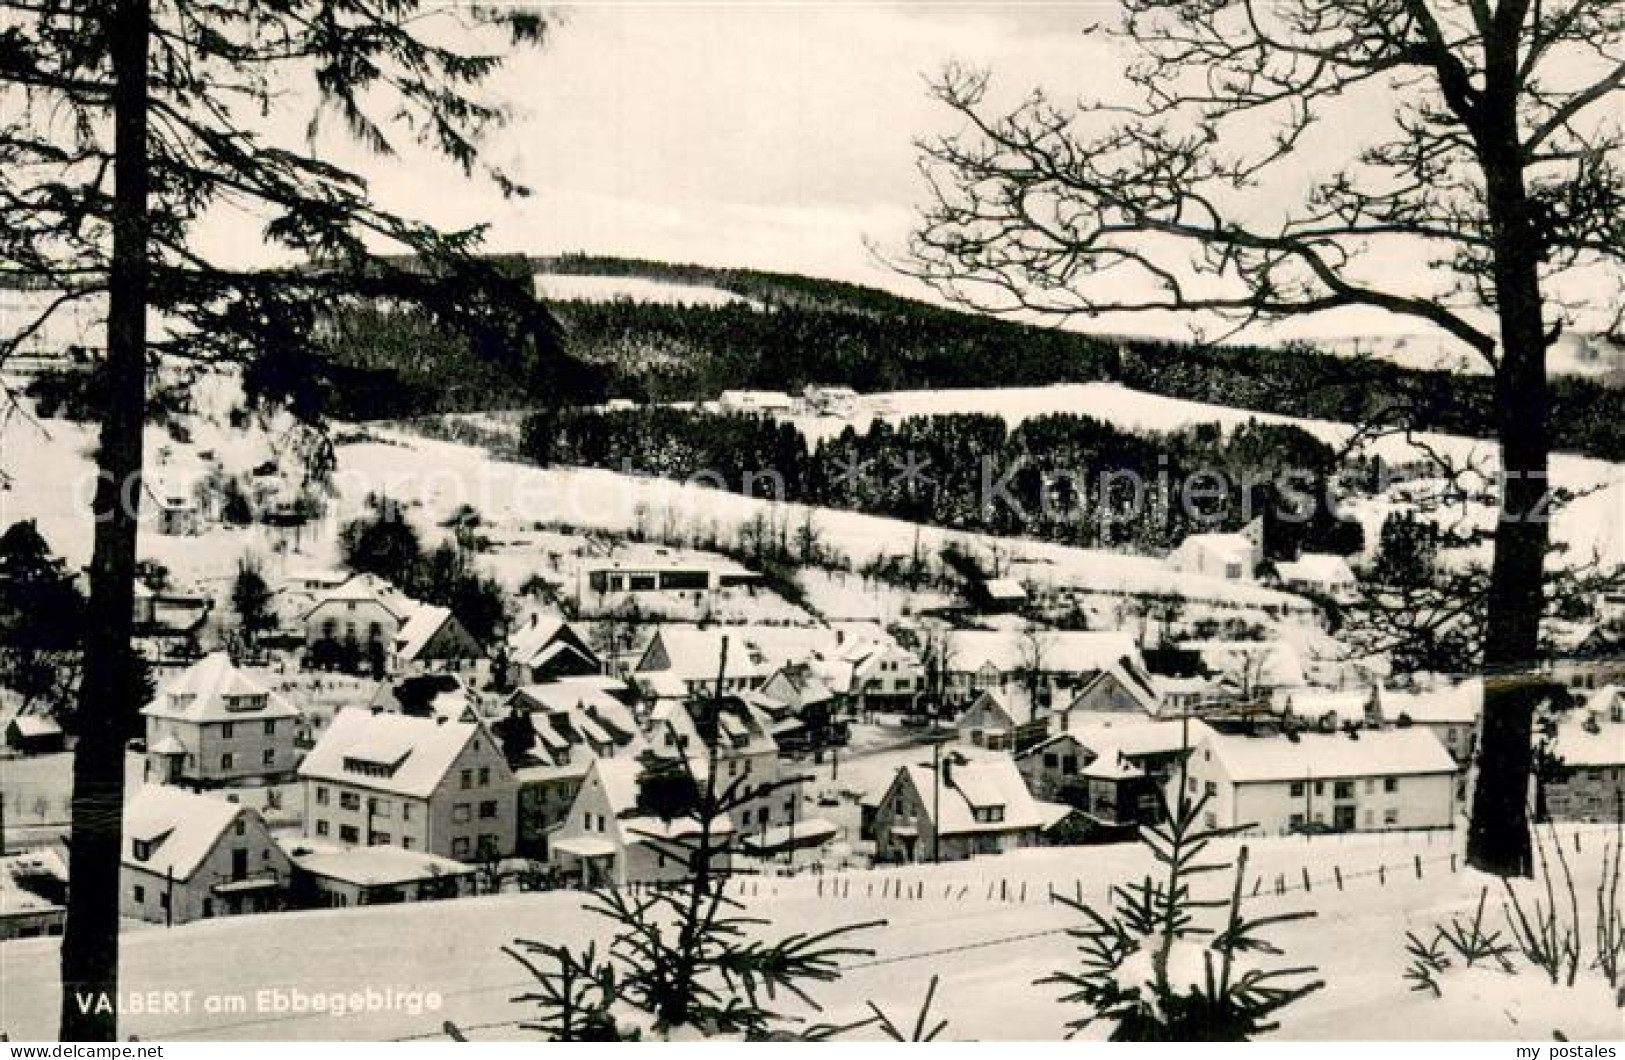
(1384, 808, 1399, 825)
(371, 832, 390, 846)
(1314, 781, 1325, 795)
(452, 837, 471, 859)
(132, 839, 152, 862)
(220, 753, 234, 771)
(234, 818, 245, 836)
(478, 767, 490, 786)
(339, 824, 359, 843)
(1204, 781, 1216, 797)
(1384, 777, 1399, 793)
(1289, 781, 1305, 798)
(339, 792, 360, 811)
(402, 837, 415, 850)
(461, 769, 473, 790)
(315, 820, 329, 836)
(222, 722, 234, 739)
(133, 884, 145, 903)
(453, 804, 471, 824)
(1365, 778, 1376, 794)
(1062, 756, 1078, 776)
(264, 719, 276, 736)
(1204, 813, 1217, 829)
(402, 804, 413, 821)
(1289, 813, 1305, 829)
(479, 801, 498, 819)
(1333, 781, 1354, 799)
(1043, 753, 1058, 769)
(262, 748, 275, 767)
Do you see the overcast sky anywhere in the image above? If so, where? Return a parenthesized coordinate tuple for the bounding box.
(199, 3, 1611, 346)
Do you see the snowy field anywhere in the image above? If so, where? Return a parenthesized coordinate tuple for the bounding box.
(533, 273, 746, 308)
(1, 825, 1618, 1041)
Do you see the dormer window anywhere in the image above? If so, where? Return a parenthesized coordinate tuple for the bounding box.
(169, 693, 195, 710)
(224, 694, 267, 713)
(973, 806, 1005, 824)
(132, 839, 152, 862)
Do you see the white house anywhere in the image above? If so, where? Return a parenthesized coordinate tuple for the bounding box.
(141, 653, 304, 788)
(298, 707, 518, 863)
(1175, 727, 1459, 836)
(549, 757, 732, 887)
(1273, 553, 1359, 601)
(122, 785, 291, 924)
(1167, 524, 1263, 582)
(870, 753, 1064, 863)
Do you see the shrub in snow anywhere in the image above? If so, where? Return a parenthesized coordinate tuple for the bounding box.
(496, 645, 880, 1041)
(1408, 821, 1625, 1018)
(1043, 783, 1323, 1040)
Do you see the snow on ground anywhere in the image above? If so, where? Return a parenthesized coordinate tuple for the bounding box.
(778, 382, 1625, 571)
(533, 273, 747, 308)
(2, 825, 1618, 1041)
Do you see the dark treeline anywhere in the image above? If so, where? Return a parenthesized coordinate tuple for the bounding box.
(520, 407, 1366, 558)
(302, 254, 1625, 461)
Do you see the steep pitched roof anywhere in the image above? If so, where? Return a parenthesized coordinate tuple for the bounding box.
(298, 707, 493, 798)
(897, 756, 1049, 837)
(123, 785, 254, 882)
(140, 652, 302, 724)
(393, 604, 471, 663)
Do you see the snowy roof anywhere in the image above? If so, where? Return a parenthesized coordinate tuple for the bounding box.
(1275, 553, 1357, 586)
(302, 573, 416, 621)
(591, 757, 644, 818)
(123, 785, 253, 882)
(983, 578, 1027, 601)
(1280, 687, 1381, 725)
(637, 624, 849, 685)
(1176, 532, 1255, 559)
(1386, 679, 1483, 726)
(285, 841, 472, 886)
(298, 707, 490, 798)
(1199, 728, 1458, 783)
(1550, 716, 1625, 768)
(8, 715, 62, 738)
(896, 756, 1049, 836)
(943, 629, 1144, 678)
(392, 604, 458, 663)
(509, 614, 599, 670)
(141, 653, 302, 724)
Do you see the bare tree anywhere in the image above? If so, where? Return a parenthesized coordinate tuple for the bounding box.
(905, 0, 1624, 876)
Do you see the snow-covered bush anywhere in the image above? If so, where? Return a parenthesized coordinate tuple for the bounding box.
(498, 656, 881, 1041)
(1043, 783, 1323, 1040)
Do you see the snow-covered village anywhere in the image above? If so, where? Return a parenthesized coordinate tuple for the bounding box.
(2, 0, 1623, 1049)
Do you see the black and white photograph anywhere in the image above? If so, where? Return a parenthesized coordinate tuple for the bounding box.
(0, 0, 1622, 1047)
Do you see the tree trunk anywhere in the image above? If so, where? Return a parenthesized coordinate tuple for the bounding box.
(59, 0, 150, 1041)
(1465, 80, 1550, 877)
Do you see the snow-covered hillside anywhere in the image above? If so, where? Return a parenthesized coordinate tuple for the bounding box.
(779, 382, 1625, 571)
(533, 273, 747, 308)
